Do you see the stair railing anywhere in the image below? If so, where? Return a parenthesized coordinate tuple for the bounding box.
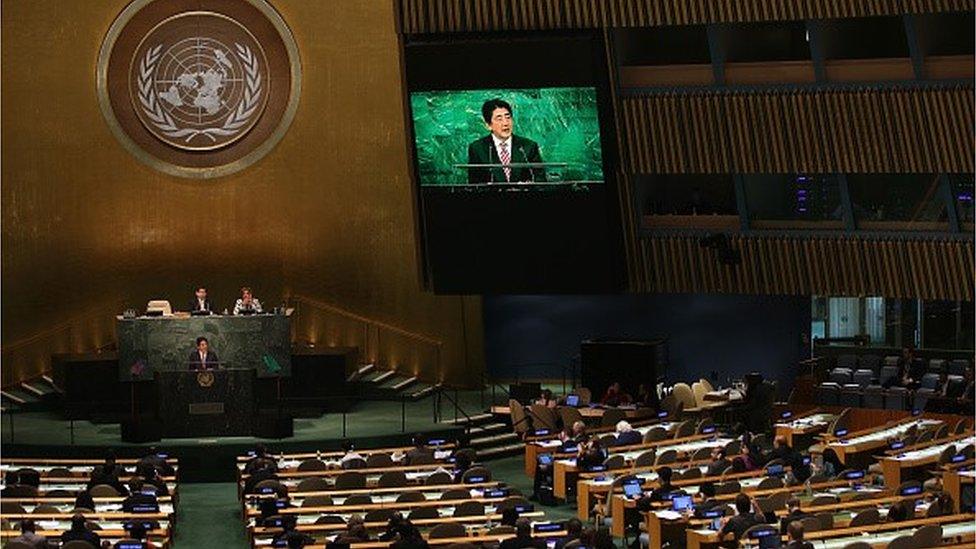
(290, 294, 444, 383)
(437, 386, 474, 436)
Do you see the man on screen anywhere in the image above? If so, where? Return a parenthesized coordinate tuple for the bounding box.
(467, 98, 546, 184)
(188, 336, 220, 370)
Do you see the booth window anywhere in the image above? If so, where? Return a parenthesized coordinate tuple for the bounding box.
(847, 174, 948, 231)
(949, 174, 974, 228)
(636, 174, 738, 230)
(742, 174, 843, 229)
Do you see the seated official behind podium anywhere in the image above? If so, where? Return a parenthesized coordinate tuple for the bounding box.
(188, 286, 213, 314)
(188, 337, 219, 370)
(233, 286, 263, 315)
(467, 98, 546, 184)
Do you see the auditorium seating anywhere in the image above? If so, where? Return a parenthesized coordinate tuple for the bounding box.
(0, 454, 180, 547)
(817, 356, 972, 412)
(236, 442, 576, 549)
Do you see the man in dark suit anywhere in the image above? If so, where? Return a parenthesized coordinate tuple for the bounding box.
(499, 518, 545, 549)
(613, 421, 643, 446)
(122, 478, 158, 512)
(779, 497, 809, 534)
(188, 337, 220, 370)
(467, 98, 546, 184)
(60, 514, 101, 547)
(188, 286, 213, 314)
(554, 518, 582, 549)
(403, 434, 434, 465)
(88, 450, 129, 495)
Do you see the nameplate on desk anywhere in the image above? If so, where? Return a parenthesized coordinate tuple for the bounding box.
(188, 402, 224, 415)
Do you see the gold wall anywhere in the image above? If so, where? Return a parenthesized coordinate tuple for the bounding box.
(1, 1, 484, 386)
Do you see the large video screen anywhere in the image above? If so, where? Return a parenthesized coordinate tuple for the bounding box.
(410, 87, 604, 186)
(404, 32, 624, 293)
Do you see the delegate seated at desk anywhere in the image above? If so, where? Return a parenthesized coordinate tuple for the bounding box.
(233, 286, 263, 315)
(188, 337, 219, 370)
(188, 286, 213, 314)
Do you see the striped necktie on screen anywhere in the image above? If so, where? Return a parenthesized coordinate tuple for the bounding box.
(498, 141, 511, 182)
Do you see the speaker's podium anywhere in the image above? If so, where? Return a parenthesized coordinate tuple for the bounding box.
(156, 368, 255, 438)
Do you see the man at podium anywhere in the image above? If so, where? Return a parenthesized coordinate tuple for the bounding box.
(467, 98, 547, 184)
(188, 336, 220, 370)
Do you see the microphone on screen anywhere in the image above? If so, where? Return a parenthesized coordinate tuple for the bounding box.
(488, 141, 495, 183)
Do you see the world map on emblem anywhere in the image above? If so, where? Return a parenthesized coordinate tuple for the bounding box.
(130, 13, 270, 151)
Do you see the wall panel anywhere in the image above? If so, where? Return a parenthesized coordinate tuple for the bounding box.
(1, 1, 484, 386)
(398, 0, 974, 33)
(637, 235, 974, 300)
(620, 86, 974, 174)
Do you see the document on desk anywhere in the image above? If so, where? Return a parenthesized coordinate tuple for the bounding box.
(654, 510, 683, 521)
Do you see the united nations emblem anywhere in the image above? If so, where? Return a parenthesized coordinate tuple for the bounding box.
(97, 0, 301, 178)
(197, 370, 215, 388)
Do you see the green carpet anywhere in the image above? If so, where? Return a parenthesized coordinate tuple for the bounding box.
(173, 483, 248, 549)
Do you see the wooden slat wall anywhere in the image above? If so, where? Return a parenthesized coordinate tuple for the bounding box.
(397, 0, 975, 301)
(636, 235, 974, 299)
(397, 0, 974, 33)
(620, 85, 975, 174)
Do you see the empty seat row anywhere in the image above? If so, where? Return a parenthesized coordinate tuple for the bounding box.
(828, 367, 966, 391)
(816, 379, 968, 411)
(816, 383, 909, 410)
(833, 355, 970, 376)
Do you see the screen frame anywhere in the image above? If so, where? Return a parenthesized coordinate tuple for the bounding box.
(399, 30, 625, 293)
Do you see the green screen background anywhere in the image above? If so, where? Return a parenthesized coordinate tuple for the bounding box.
(410, 87, 605, 186)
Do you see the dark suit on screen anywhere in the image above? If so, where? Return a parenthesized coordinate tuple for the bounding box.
(188, 350, 220, 370)
(467, 134, 546, 184)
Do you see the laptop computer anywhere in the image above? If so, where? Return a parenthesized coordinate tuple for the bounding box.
(565, 394, 580, 407)
(623, 482, 643, 499)
(671, 494, 694, 512)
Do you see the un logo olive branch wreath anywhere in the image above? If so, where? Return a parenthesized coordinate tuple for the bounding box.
(136, 42, 263, 144)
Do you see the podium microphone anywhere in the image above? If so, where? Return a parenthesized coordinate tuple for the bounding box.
(488, 141, 495, 183)
(519, 146, 533, 182)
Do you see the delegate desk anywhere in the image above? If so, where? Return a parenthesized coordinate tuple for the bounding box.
(774, 410, 838, 448)
(525, 420, 677, 476)
(490, 404, 643, 420)
(243, 483, 505, 513)
(252, 527, 569, 548)
(238, 449, 455, 477)
(878, 433, 976, 488)
(685, 513, 975, 549)
(942, 466, 975, 513)
(117, 311, 292, 380)
(235, 442, 457, 469)
(821, 417, 942, 468)
(645, 489, 907, 549)
(553, 434, 732, 500)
